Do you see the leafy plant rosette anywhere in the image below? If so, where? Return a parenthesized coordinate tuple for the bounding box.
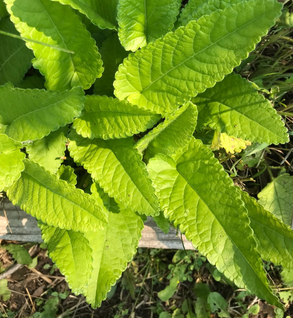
(0, 0, 292, 309)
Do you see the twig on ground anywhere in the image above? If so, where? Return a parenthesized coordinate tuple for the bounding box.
(0, 263, 23, 280)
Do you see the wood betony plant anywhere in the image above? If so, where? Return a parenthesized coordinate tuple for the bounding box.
(0, 0, 292, 309)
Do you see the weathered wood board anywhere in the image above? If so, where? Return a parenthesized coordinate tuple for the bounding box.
(0, 198, 194, 250)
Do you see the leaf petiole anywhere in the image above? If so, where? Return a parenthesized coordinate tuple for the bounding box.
(0, 30, 75, 54)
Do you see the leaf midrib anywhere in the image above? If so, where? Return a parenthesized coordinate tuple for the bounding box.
(87, 211, 139, 307)
(202, 96, 280, 138)
(22, 163, 107, 227)
(38, 0, 76, 77)
(0, 42, 26, 72)
(175, 164, 271, 294)
(140, 2, 270, 94)
(137, 103, 192, 151)
(8, 93, 80, 127)
(84, 110, 157, 117)
(82, 140, 158, 215)
(104, 144, 159, 214)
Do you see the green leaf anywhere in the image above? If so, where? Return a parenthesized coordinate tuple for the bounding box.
(6, 244, 32, 265)
(0, 84, 84, 142)
(93, 182, 119, 214)
(0, 279, 11, 301)
(17, 74, 45, 89)
(194, 73, 288, 145)
(39, 225, 93, 294)
(194, 285, 211, 317)
(281, 268, 293, 286)
(209, 130, 251, 153)
(159, 312, 172, 318)
(195, 284, 211, 297)
(69, 131, 160, 216)
(240, 191, 293, 271)
(258, 174, 293, 226)
(27, 256, 38, 270)
(117, 0, 181, 51)
(82, 183, 144, 308)
(153, 210, 170, 234)
(73, 95, 160, 139)
(94, 33, 128, 96)
(278, 290, 293, 305)
(240, 142, 268, 168)
(81, 19, 112, 48)
(158, 276, 179, 301)
(178, 0, 244, 27)
(217, 133, 251, 153)
(248, 304, 260, 315)
(0, 134, 25, 191)
(39, 294, 59, 317)
(4, 0, 103, 91)
(52, 0, 118, 30)
(114, 0, 282, 115)
(27, 127, 67, 174)
(148, 138, 280, 308)
(0, 17, 33, 85)
(135, 102, 198, 158)
(57, 165, 77, 186)
(6, 159, 108, 232)
(207, 292, 230, 317)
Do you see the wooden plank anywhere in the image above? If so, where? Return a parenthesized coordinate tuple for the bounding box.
(0, 198, 42, 242)
(0, 198, 194, 250)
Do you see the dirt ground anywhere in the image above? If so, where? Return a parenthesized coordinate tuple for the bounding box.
(1, 242, 293, 318)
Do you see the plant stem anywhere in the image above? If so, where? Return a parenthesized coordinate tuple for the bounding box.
(277, 111, 293, 117)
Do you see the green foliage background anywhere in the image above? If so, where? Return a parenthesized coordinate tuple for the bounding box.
(0, 0, 292, 310)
